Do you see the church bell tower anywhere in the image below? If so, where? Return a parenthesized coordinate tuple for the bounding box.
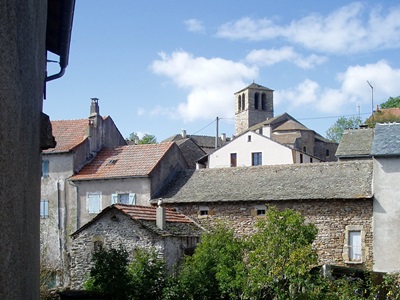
(234, 83, 274, 135)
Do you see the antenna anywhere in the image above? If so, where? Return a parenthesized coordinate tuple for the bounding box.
(367, 81, 374, 115)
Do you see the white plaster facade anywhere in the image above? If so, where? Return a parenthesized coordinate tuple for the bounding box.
(208, 131, 320, 168)
(373, 157, 400, 272)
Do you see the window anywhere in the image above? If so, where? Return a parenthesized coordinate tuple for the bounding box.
(262, 94, 267, 110)
(256, 205, 266, 216)
(112, 193, 136, 205)
(300, 153, 303, 163)
(230, 153, 237, 167)
(254, 92, 260, 109)
(238, 96, 241, 111)
(199, 206, 209, 217)
(247, 135, 252, 142)
(42, 160, 49, 177)
(303, 146, 307, 152)
(40, 199, 49, 218)
(326, 149, 330, 157)
(343, 225, 365, 264)
(310, 158, 313, 163)
(87, 193, 101, 214)
(252, 152, 262, 166)
(251, 205, 266, 217)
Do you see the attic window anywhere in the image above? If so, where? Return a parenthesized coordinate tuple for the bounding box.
(248, 135, 252, 142)
(107, 159, 118, 165)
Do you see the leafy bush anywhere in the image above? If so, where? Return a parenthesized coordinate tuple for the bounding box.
(84, 245, 130, 300)
(128, 248, 166, 300)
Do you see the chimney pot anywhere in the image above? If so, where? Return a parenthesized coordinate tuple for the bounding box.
(182, 129, 187, 138)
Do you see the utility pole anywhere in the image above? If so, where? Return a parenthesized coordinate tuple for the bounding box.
(215, 116, 219, 149)
(367, 80, 374, 115)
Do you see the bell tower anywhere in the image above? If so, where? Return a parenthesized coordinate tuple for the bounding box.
(234, 83, 274, 135)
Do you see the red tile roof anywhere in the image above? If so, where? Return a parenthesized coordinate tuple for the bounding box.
(43, 119, 88, 153)
(71, 143, 175, 180)
(115, 204, 191, 223)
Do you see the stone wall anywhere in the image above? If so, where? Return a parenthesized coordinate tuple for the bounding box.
(170, 199, 373, 269)
(70, 210, 199, 289)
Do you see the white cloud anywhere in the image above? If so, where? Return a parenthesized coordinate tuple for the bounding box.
(184, 19, 205, 33)
(245, 47, 327, 69)
(217, 3, 400, 54)
(150, 50, 258, 122)
(276, 60, 400, 114)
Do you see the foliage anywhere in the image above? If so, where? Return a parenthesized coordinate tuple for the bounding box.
(365, 110, 400, 128)
(326, 116, 362, 143)
(380, 96, 400, 109)
(84, 245, 130, 300)
(128, 248, 166, 300)
(245, 207, 318, 299)
(126, 132, 157, 144)
(169, 224, 247, 300)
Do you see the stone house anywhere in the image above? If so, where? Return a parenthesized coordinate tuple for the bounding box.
(40, 99, 126, 285)
(69, 204, 203, 289)
(153, 161, 374, 269)
(69, 142, 189, 228)
(206, 130, 321, 168)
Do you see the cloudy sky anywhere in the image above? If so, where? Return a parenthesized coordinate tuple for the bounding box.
(45, 0, 400, 141)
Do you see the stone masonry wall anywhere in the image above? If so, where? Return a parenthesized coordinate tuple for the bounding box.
(171, 199, 373, 269)
(70, 210, 164, 289)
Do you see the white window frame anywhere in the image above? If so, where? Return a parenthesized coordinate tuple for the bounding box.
(87, 192, 101, 214)
(111, 193, 136, 205)
(40, 199, 49, 218)
(343, 225, 367, 264)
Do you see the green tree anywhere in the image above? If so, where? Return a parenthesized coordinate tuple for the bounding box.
(126, 132, 157, 144)
(245, 207, 318, 300)
(326, 116, 362, 143)
(168, 224, 247, 300)
(380, 96, 400, 109)
(128, 248, 166, 300)
(84, 246, 130, 300)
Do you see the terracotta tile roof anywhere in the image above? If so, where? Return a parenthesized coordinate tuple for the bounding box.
(71, 143, 175, 180)
(114, 204, 191, 223)
(72, 204, 203, 237)
(43, 119, 88, 153)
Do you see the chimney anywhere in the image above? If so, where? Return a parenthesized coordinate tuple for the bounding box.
(182, 129, 187, 138)
(90, 98, 99, 116)
(262, 124, 272, 138)
(156, 199, 166, 230)
(221, 133, 226, 142)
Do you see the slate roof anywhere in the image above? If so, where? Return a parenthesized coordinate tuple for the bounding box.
(175, 138, 206, 169)
(162, 134, 230, 152)
(336, 128, 374, 158)
(371, 123, 400, 157)
(43, 119, 88, 153)
(235, 82, 274, 94)
(70, 143, 175, 180)
(153, 161, 373, 203)
(274, 119, 311, 132)
(72, 204, 203, 237)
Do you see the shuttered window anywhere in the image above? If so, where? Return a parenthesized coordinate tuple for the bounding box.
(40, 199, 49, 218)
(87, 193, 101, 214)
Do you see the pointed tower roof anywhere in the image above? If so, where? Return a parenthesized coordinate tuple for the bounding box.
(235, 82, 274, 94)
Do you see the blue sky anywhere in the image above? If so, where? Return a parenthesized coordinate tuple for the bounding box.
(45, 1, 400, 142)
